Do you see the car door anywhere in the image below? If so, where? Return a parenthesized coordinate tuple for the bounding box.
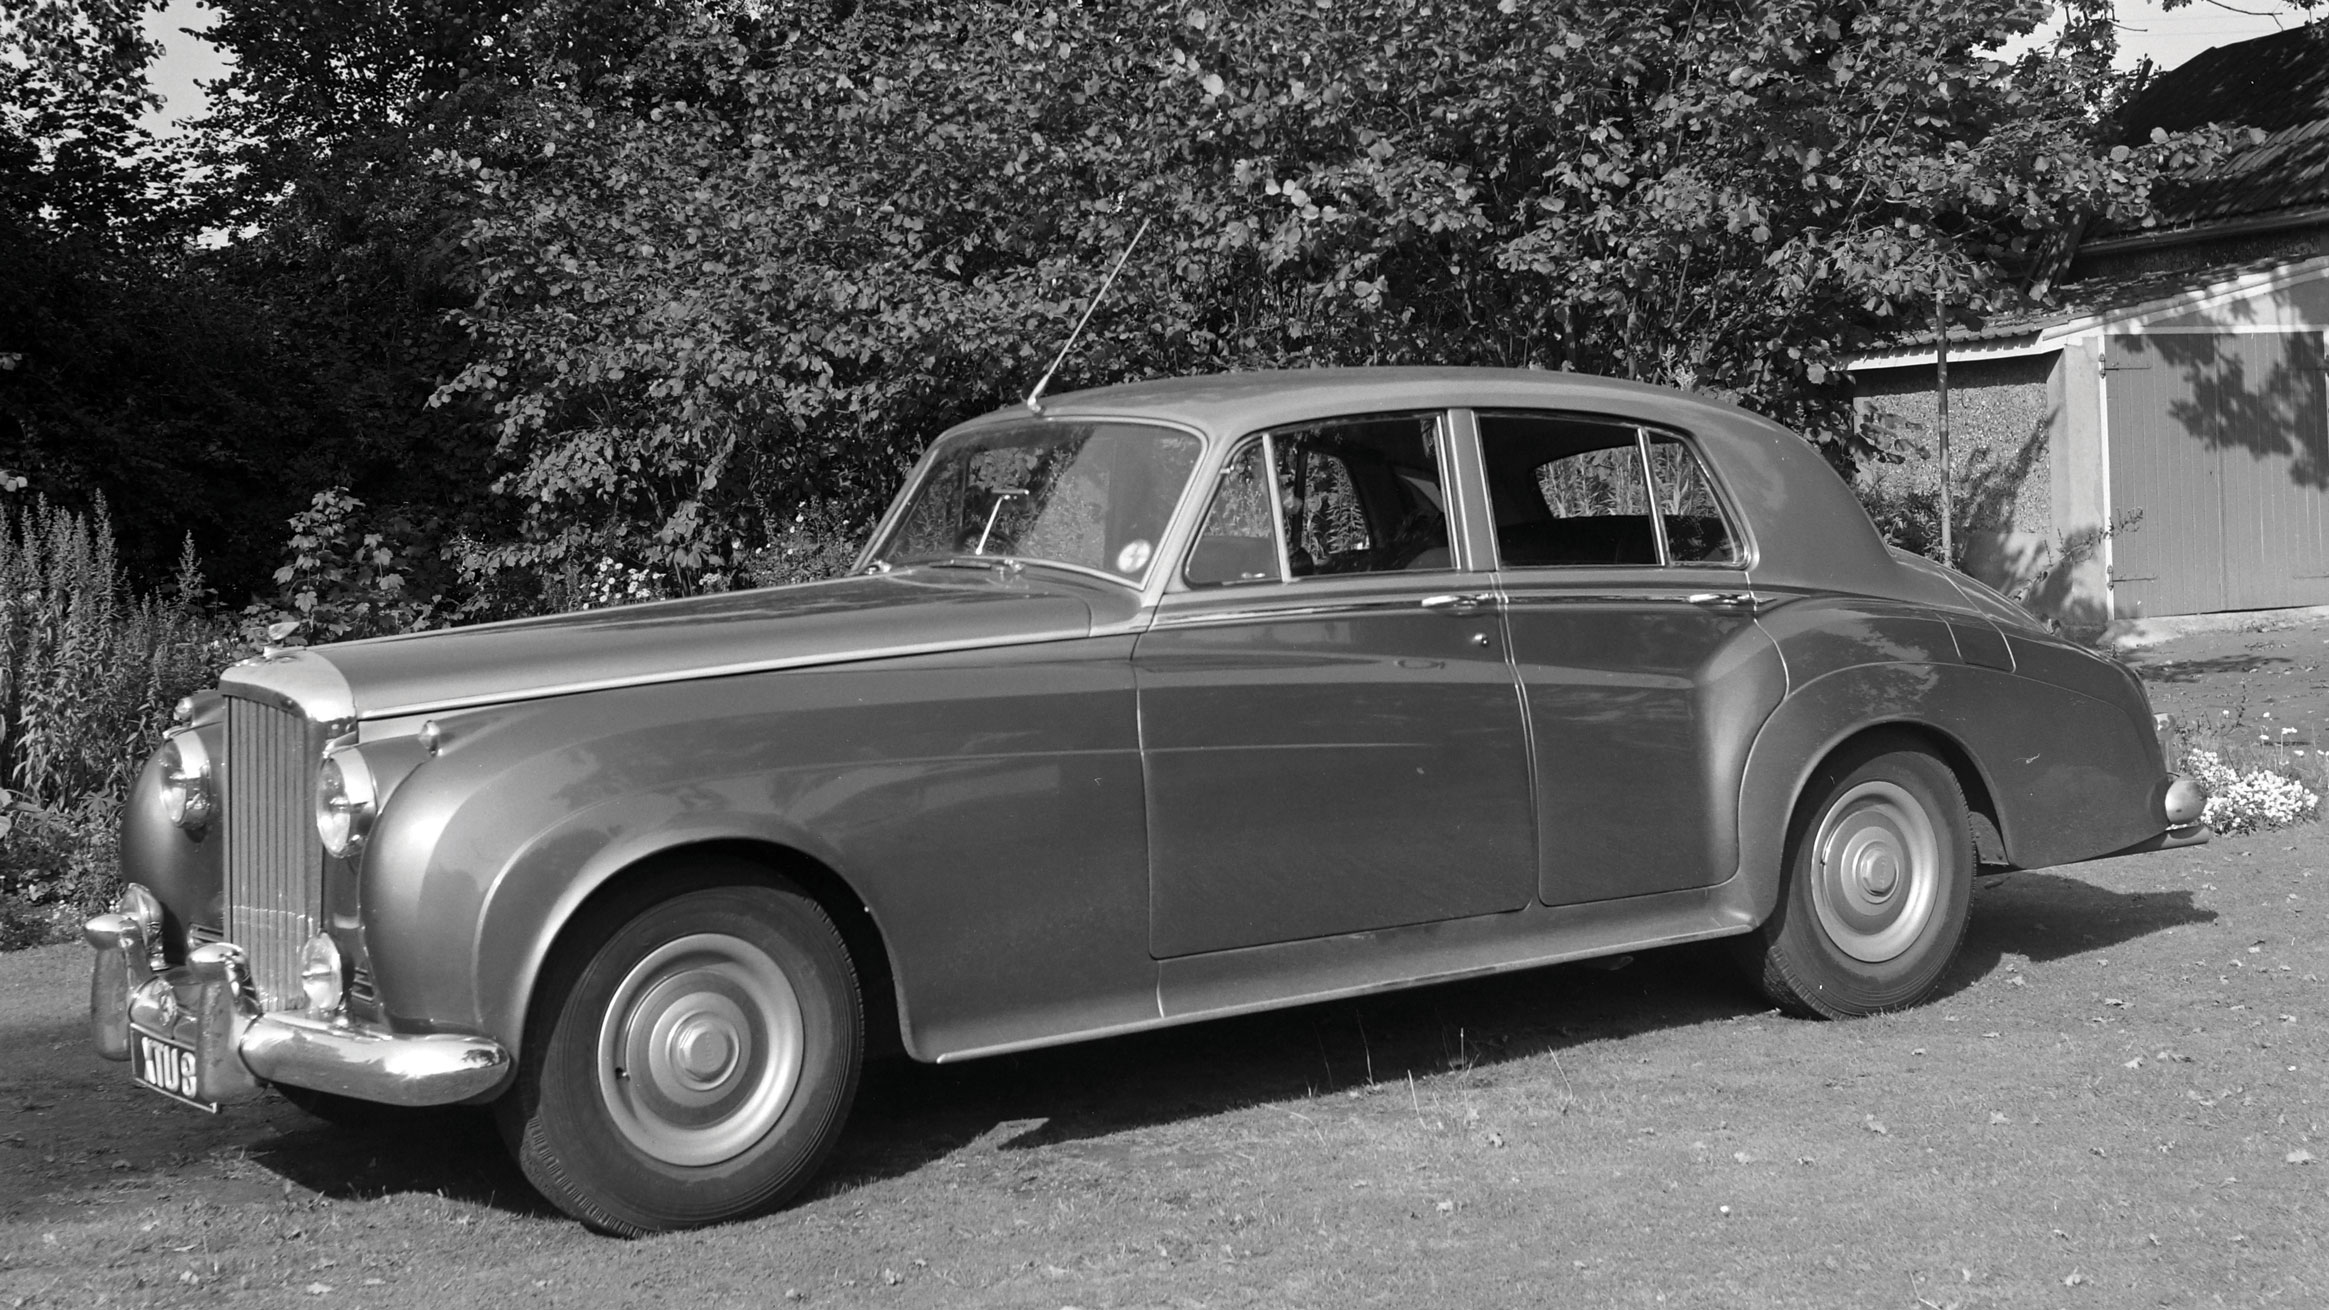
(1134, 410, 1538, 959)
(1475, 410, 1784, 907)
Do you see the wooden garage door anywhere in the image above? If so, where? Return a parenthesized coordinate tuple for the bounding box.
(2106, 331, 2329, 618)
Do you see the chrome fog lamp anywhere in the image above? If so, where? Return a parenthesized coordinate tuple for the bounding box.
(114, 883, 167, 970)
(157, 733, 214, 831)
(299, 932, 346, 1013)
(315, 747, 378, 858)
(114, 882, 164, 937)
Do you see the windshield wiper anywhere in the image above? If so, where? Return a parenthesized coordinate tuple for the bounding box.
(923, 555, 1026, 576)
(972, 487, 1029, 555)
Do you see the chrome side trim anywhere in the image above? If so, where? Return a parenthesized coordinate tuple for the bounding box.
(1147, 595, 1447, 630)
(354, 626, 1098, 721)
(1495, 588, 1756, 608)
(931, 884, 1751, 1063)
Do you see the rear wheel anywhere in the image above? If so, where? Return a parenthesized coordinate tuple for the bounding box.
(1746, 737, 1973, 1018)
(499, 873, 863, 1234)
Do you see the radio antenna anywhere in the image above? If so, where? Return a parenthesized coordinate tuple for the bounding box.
(1025, 216, 1150, 413)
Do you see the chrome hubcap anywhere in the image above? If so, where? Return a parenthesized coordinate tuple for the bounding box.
(598, 933, 804, 1167)
(1809, 781, 1940, 964)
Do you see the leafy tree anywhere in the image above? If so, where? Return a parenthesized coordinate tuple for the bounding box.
(434, 0, 2240, 594)
(1, 0, 162, 112)
(163, 0, 697, 604)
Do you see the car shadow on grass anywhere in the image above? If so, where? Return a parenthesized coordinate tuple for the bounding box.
(1937, 867, 2215, 1000)
(241, 1102, 562, 1220)
(2130, 652, 2295, 684)
(819, 941, 1761, 1194)
(822, 869, 2215, 1197)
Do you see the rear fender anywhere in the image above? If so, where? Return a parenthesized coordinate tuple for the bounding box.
(1736, 661, 2165, 926)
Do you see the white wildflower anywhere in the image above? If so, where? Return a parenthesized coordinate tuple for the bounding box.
(2186, 749, 2320, 836)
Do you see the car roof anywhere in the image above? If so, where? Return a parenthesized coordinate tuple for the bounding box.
(948, 367, 1918, 600)
(972, 367, 1741, 438)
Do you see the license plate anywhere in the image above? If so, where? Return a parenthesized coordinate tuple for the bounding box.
(130, 1026, 219, 1113)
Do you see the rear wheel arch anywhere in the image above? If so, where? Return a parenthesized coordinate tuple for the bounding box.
(1733, 671, 2011, 928)
(1812, 723, 2006, 868)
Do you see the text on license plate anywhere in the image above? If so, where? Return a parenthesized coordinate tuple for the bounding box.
(132, 1029, 217, 1112)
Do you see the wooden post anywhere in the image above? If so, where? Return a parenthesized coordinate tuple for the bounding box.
(1934, 275, 1953, 567)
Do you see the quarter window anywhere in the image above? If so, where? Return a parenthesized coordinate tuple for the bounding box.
(1184, 442, 1282, 585)
(1478, 412, 1738, 568)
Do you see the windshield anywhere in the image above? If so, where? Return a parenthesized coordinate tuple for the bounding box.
(871, 420, 1205, 584)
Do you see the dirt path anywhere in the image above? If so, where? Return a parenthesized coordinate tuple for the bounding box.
(4, 624, 2326, 1308)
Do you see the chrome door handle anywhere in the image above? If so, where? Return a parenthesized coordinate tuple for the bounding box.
(1687, 591, 1761, 616)
(1421, 593, 1496, 615)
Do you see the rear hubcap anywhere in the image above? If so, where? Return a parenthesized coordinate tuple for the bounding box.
(1810, 780, 1940, 964)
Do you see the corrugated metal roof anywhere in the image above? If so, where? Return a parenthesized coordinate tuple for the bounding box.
(2100, 24, 2329, 234)
(1874, 253, 2305, 351)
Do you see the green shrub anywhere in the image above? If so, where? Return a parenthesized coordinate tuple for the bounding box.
(741, 511, 864, 591)
(0, 790, 122, 950)
(0, 501, 239, 946)
(241, 489, 438, 645)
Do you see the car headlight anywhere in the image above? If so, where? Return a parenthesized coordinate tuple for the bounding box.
(314, 747, 378, 858)
(156, 733, 214, 831)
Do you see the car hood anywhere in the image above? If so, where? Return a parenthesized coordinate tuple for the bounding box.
(219, 570, 1100, 723)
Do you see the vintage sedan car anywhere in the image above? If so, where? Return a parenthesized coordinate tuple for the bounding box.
(85, 368, 2205, 1233)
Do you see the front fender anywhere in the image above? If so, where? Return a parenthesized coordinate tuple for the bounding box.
(469, 790, 865, 1054)
(358, 690, 879, 1048)
(357, 639, 1156, 1064)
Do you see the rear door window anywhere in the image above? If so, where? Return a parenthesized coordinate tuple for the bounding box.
(1477, 412, 1739, 568)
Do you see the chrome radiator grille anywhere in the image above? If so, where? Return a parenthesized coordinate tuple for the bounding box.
(224, 696, 323, 1011)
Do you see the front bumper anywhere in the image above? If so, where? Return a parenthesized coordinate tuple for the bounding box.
(85, 912, 511, 1111)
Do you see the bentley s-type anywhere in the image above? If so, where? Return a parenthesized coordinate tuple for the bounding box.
(85, 369, 2204, 1233)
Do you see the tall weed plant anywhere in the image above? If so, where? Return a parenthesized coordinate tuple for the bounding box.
(0, 501, 240, 946)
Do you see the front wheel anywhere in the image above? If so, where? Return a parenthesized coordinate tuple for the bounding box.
(1744, 738, 1973, 1018)
(499, 876, 863, 1234)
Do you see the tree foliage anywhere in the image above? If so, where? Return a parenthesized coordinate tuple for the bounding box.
(0, 0, 2273, 607)
(428, 0, 2242, 593)
(0, 0, 502, 597)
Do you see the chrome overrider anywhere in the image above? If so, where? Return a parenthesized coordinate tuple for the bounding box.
(84, 889, 510, 1109)
(2162, 774, 2211, 848)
